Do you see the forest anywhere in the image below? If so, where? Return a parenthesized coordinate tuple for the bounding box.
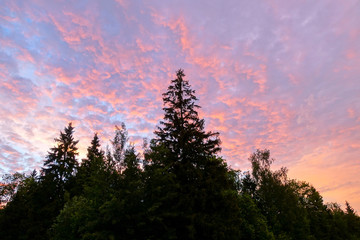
(1, 69, 360, 240)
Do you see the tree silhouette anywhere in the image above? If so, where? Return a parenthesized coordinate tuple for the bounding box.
(145, 69, 243, 239)
(155, 69, 221, 163)
(42, 123, 79, 188)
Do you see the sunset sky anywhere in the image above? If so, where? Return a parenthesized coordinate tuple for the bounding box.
(1, 0, 360, 211)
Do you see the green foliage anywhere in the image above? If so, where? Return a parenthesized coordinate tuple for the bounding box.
(51, 196, 95, 240)
(244, 150, 313, 239)
(241, 149, 360, 239)
(345, 201, 360, 239)
(238, 193, 275, 240)
(76, 133, 108, 197)
(100, 147, 145, 239)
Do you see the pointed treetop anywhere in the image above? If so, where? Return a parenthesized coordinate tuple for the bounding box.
(155, 69, 221, 161)
(87, 133, 104, 160)
(42, 122, 79, 183)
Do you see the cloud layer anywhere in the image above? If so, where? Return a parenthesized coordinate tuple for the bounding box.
(1, 0, 360, 211)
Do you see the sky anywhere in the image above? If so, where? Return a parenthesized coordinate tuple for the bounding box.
(1, 0, 360, 211)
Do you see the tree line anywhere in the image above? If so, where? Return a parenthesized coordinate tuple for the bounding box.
(1, 69, 360, 239)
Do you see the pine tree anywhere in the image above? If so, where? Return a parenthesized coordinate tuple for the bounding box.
(76, 133, 107, 197)
(42, 123, 79, 189)
(146, 69, 242, 239)
(155, 69, 221, 164)
(86, 133, 104, 163)
(80, 133, 105, 177)
(10, 123, 81, 239)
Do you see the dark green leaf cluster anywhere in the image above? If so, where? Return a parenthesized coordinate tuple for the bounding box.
(239, 149, 360, 240)
(1, 70, 359, 239)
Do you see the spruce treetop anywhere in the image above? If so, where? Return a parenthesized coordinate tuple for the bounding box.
(42, 122, 79, 183)
(86, 133, 104, 161)
(155, 69, 221, 162)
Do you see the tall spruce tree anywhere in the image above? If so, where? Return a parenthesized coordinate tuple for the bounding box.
(11, 123, 81, 240)
(145, 69, 243, 239)
(155, 69, 220, 164)
(86, 133, 104, 164)
(80, 133, 105, 178)
(76, 133, 107, 197)
(42, 122, 79, 187)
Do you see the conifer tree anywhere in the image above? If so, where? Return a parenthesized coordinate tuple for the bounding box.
(76, 133, 108, 198)
(86, 133, 104, 163)
(80, 133, 105, 176)
(7, 123, 81, 240)
(41, 123, 79, 190)
(155, 69, 221, 164)
(146, 69, 242, 239)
